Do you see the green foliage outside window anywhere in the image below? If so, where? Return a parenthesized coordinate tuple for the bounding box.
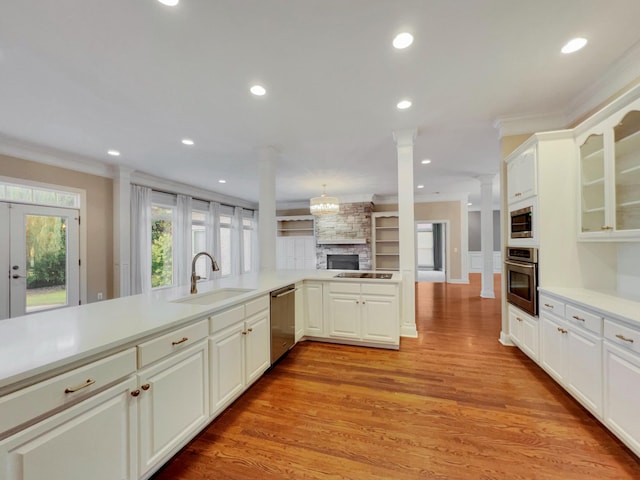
(25, 216, 67, 288)
(152, 219, 173, 287)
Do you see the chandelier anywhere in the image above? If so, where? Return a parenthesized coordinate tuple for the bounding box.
(310, 184, 339, 216)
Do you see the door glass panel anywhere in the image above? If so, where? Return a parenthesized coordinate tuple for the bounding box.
(614, 110, 640, 231)
(579, 134, 605, 232)
(25, 214, 68, 313)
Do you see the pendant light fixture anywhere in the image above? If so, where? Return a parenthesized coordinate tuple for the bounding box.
(310, 184, 339, 216)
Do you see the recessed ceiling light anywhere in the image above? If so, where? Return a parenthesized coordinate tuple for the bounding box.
(561, 37, 587, 54)
(393, 32, 414, 49)
(218, 179, 227, 184)
(107, 150, 120, 157)
(397, 100, 412, 110)
(250, 85, 266, 96)
(421, 159, 431, 164)
(181, 138, 194, 146)
(417, 185, 424, 189)
(157, 0, 179, 6)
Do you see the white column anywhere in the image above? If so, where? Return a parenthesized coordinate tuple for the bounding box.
(393, 128, 418, 338)
(478, 174, 495, 299)
(113, 166, 133, 297)
(258, 146, 277, 271)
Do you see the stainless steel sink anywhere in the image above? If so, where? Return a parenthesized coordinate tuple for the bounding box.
(172, 288, 254, 305)
(334, 272, 393, 279)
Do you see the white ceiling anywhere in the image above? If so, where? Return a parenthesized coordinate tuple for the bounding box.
(2, 0, 640, 208)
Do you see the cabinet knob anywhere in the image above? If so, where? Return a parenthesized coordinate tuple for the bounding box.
(242, 331, 247, 335)
(247, 328, 253, 333)
(141, 383, 151, 391)
(131, 389, 141, 397)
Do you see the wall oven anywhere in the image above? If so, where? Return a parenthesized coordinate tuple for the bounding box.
(510, 205, 533, 239)
(505, 246, 538, 316)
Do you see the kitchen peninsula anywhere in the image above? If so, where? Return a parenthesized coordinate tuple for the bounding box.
(0, 269, 401, 480)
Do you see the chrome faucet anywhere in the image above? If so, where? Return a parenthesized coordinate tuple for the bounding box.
(191, 252, 220, 294)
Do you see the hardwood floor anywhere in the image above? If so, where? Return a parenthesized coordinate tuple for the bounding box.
(152, 275, 640, 479)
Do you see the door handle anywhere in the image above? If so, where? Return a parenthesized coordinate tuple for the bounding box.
(12, 274, 25, 279)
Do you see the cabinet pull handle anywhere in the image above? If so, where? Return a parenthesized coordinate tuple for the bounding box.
(572, 315, 585, 322)
(600, 226, 613, 231)
(516, 316, 523, 322)
(141, 383, 151, 391)
(557, 327, 568, 334)
(615, 334, 634, 343)
(247, 328, 253, 333)
(242, 331, 247, 335)
(171, 337, 189, 346)
(131, 389, 141, 397)
(544, 303, 553, 309)
(64, 378, 95, 393)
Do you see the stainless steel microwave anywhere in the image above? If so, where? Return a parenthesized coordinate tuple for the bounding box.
(510, 206, 533, 239)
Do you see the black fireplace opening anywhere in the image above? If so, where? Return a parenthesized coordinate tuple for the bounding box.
(327, 254, 359, 270)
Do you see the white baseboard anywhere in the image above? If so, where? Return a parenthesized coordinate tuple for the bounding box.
(499, 331, 514, 346)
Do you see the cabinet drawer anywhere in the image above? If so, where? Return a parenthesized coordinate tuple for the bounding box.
(604, 319, 640, 355)
(245, 295, 269, 317)
(539, 295, 565, 317)
(329, 282, 361, 294)
(0, 348, 136, 436)
(137, 319, 208, 367)
(210, 305, 245, 333)
(361, 283, 397, 296)
(566, 305, 602, 335)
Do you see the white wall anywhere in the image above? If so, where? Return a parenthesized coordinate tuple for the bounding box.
(618, 243, 640, 300)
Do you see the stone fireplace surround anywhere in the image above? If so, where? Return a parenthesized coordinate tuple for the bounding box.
(315, 202, 373, 270)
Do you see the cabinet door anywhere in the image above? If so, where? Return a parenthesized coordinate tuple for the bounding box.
(209, 323, 245, 415)
(603, 341, 640, 457)
(540, 313, 566, 382)
(579, 132, 609, 235)
(304, 282, 324, 336)
(245, 311, 271, 386)
(361, 294, 398, 344)
(613, 110, 640, 233)
(507, 148, 537, 204)
(0, 377, 137, 480)
(138, 341, 209, 476)
(566, 327, 602, 417)
(327, 293, 361, 339)
(508, 308, 523, 347)
(520, 314, 539, 361)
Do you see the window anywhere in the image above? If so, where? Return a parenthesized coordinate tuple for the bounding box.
(0, 179, 80, 208)
(191, 209, 207, 278)
(219, 212, 232, 277)
(151, 204, 174, 288)
(242, 216, 253, 273)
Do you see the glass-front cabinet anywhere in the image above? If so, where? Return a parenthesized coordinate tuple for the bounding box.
(578, 99, 640, 241)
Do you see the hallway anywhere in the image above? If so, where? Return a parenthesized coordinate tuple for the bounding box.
(153, 275, 640, 479)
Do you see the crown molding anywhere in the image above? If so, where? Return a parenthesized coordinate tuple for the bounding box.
(0, 134, 115, 178)
(493, 112, 568, 138)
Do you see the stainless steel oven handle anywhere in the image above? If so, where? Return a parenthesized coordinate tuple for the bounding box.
(505, 260, 536, 269)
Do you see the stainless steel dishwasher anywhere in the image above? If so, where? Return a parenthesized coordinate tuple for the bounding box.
(270, 284, 296, 363)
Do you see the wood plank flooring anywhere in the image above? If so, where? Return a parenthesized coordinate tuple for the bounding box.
(152, 275, 640, 479)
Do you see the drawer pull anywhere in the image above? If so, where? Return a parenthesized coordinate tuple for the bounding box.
(141, 383, 151, 391)
(64, 378, 95, 393)
(571, 315, 585, 322)
(171, 337, 189, 346)
(557, 327, 568, 334)
(131, 389, 141, 397)
(544, 303, 554, 309)
(616, 334, 635, 343)
(247, 328, 253, 333)
(242, 331, 247, 335)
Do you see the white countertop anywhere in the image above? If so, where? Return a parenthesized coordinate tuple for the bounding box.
(539, 286, 640, 325)
(0, 270, 401, 393)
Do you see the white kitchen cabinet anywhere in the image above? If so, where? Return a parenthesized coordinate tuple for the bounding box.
(136, 339, 209, 478)
(539, 296, 603, 418)
(209, 296, 270, 416)
(0, 376, 138, 480)
(508, 305, 539, 361)
(507, 146, 537, 205)
(304, 281, 325, 337)
(603, 320, 640, 458)
(325, 282, 399, 347)
(276, 216, 316, 269)
(577, 98, 640, 241)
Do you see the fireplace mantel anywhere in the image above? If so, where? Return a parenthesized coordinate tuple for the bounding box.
(317, 238, 367, 245)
